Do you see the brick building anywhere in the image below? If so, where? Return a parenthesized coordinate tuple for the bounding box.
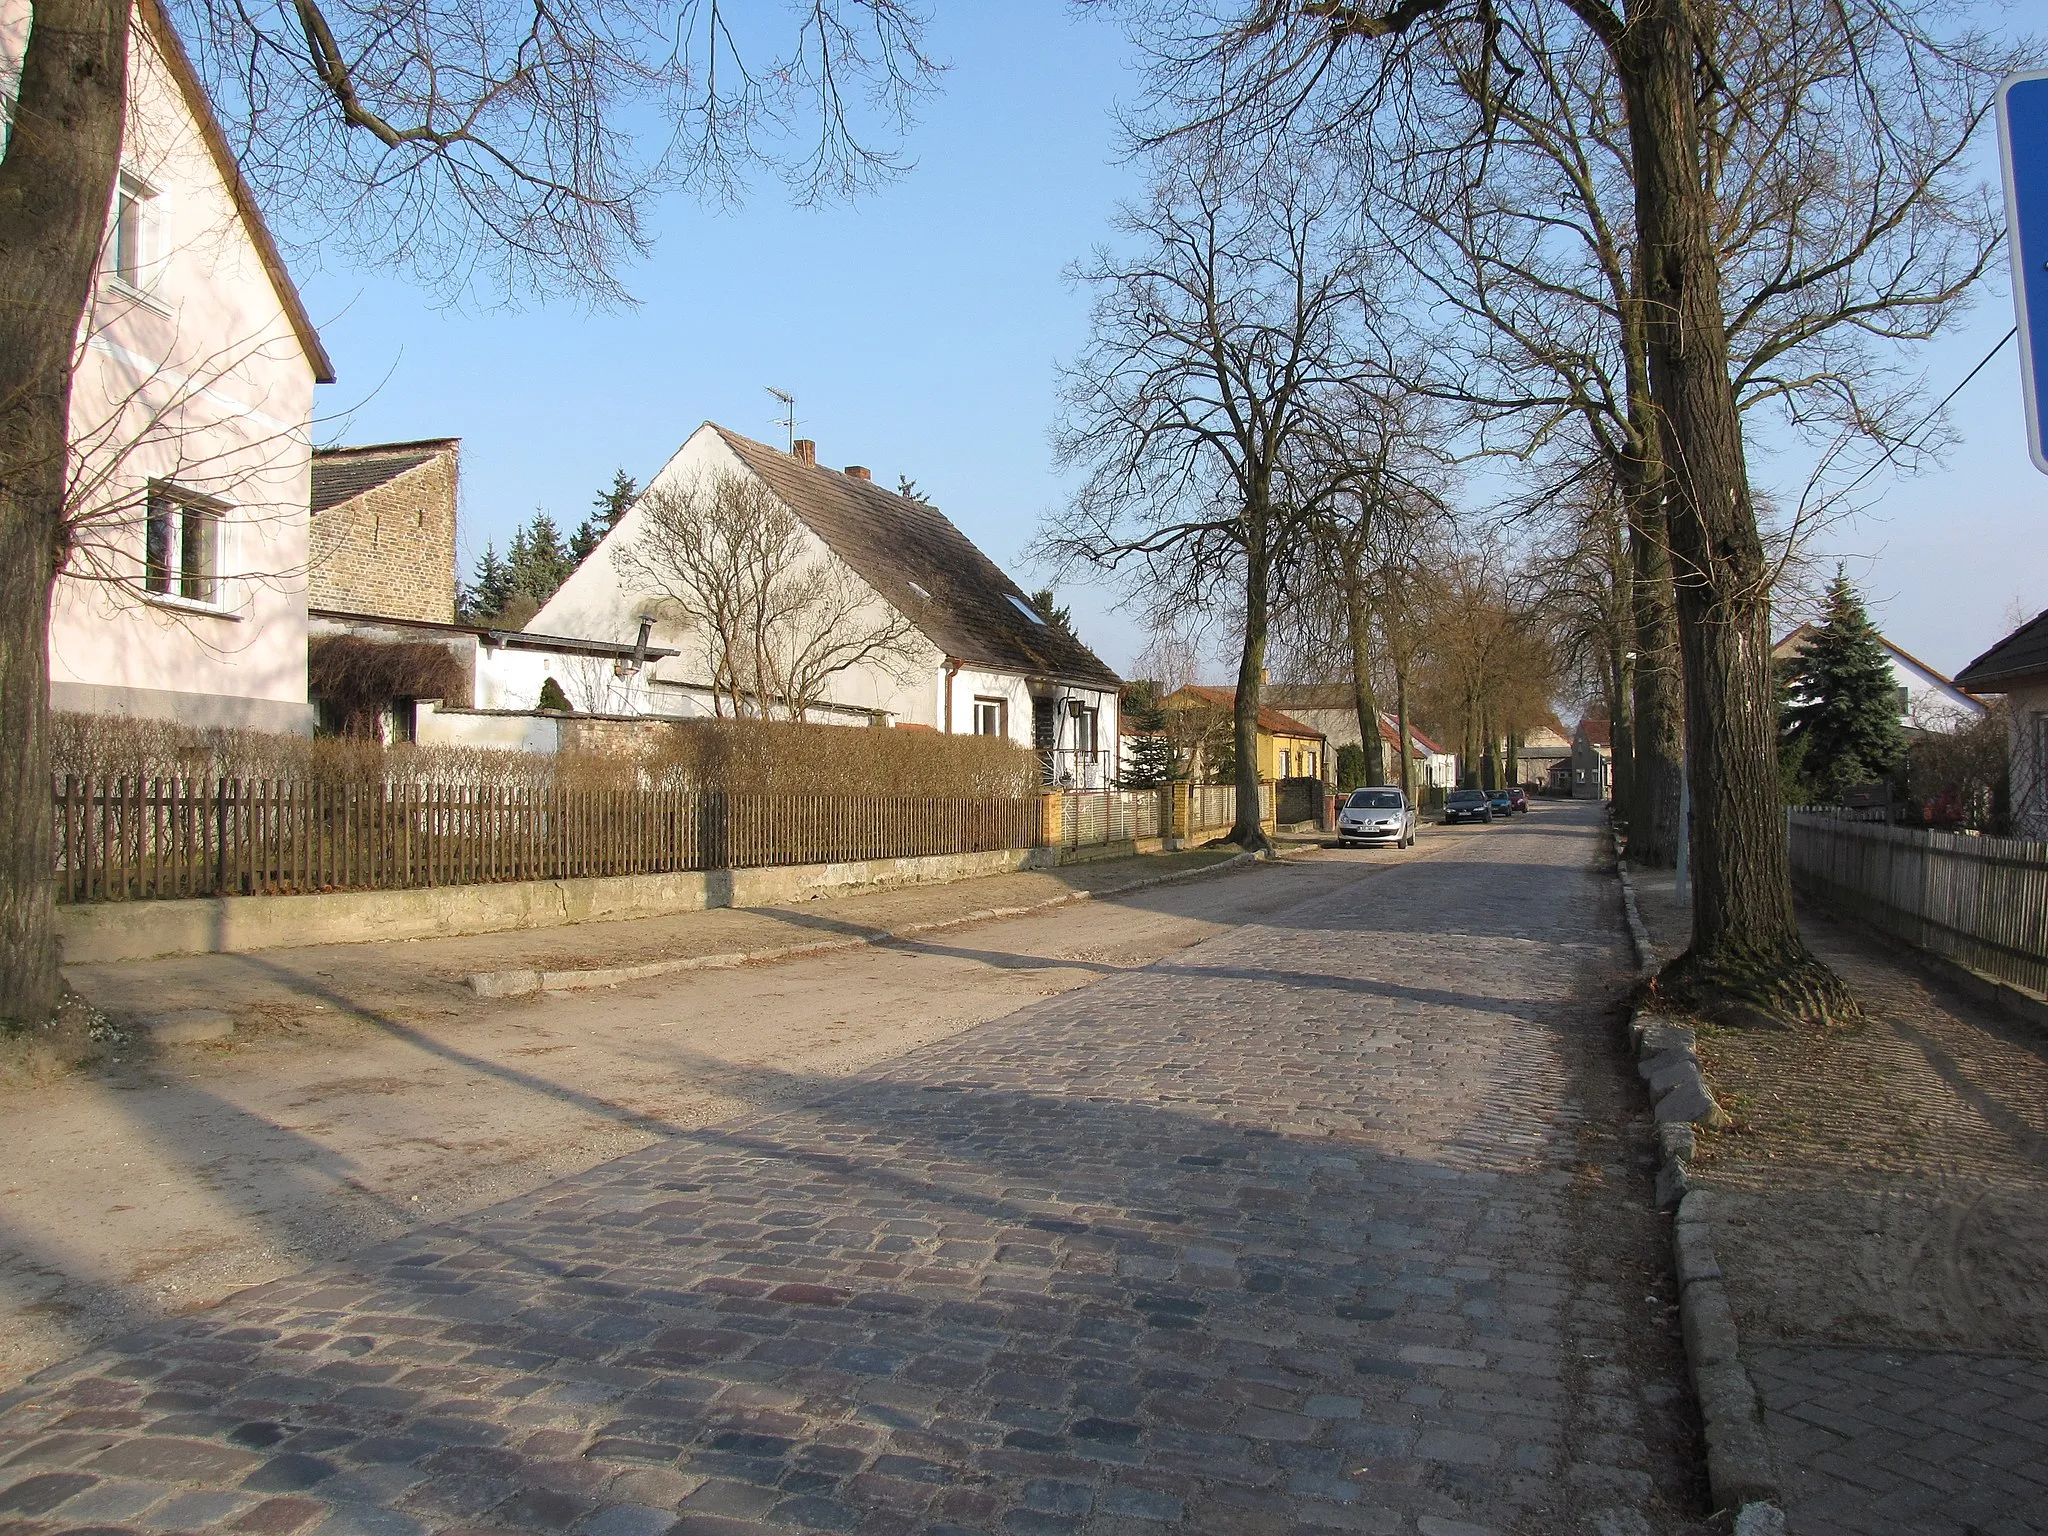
(309, 439, 459, 623)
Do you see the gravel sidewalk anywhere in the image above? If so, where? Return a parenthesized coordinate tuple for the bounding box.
(64, 850, 1244, 1038)
(1631, 869, 2048, 1535)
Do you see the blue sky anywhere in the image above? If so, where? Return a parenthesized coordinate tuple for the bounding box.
(295, 6, 2047, 686)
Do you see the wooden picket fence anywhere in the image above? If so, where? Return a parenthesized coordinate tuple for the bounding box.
(1788, 810, 2048, 996)
(51, 774, 1039, 903)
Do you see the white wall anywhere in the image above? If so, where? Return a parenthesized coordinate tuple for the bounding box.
(530, 425, 944, 727)
(7, 4, 323, 733)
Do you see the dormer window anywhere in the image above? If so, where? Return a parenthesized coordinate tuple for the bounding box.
(1006, 593, 1046, 625)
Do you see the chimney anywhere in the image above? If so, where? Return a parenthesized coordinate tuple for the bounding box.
(844, 465, 871, 481)
(792, 438, 816, 465)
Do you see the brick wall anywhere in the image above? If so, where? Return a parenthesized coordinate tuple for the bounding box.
(309, 448, 457, 623)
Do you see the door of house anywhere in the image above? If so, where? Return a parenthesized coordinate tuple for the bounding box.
(1032, 697, 1058, 782)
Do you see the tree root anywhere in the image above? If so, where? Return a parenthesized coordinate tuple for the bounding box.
(1653, 940, 1861, 1030)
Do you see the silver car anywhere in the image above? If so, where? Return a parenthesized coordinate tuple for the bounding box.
(1336, 786, 1416, 848)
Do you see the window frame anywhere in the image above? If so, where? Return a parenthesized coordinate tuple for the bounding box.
(143, 481, 230, 611)
(102, 170, 165, 298)
(971, 696, 1008, 738)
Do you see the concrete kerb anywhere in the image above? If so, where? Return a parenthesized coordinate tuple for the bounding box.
(1610, 827, 1783, 1521)
(466, 851, 1265, 998)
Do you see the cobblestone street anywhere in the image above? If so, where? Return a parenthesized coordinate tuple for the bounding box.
(0, 804, 1707, 1535)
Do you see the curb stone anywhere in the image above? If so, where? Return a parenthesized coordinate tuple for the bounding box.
(1611, 830, 1783, 1524)
(467, 850, 1266, 997)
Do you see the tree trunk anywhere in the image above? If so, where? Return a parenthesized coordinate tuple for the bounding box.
(1396, 663, 1414, 805)
(1612, 0, 1852, 1022)
(1606, 642, 1634, 820)
(1505, 730, 1519, 790)
(0, 0, 133, 1027)
(1342, 566, 1385, 786)
(1230, 520, 1274, 851)
(1626, 469, 1684, 866)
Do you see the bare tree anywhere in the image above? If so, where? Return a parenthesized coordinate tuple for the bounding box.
(1109, 0, 2018, 1024)
(1044, 148, 1386, 851)
(1274, 390, 1452, 789)
(0, 0, 937, 1023)
(613, 471, 922, 722)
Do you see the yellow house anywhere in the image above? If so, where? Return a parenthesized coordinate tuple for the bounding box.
(1160, 686, 1329, 782)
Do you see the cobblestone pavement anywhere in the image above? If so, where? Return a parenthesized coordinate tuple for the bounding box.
(0, 804, 1707, 1535)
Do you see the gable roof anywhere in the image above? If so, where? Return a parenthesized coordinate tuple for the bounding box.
(138, 0, 334, 384)
(1957, 609, 2048, 690)
(713, 426, 1120, 689)
(311, 439, 457, 512)
(1164, 686, 1326, 741)
(1776, 622, 1981, 695)
(1577, 716, 1612, 748)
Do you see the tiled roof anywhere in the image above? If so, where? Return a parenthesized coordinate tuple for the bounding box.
(311, 441, 456, 513)
(1957, 609, 2048, 689)
(1164, 686, 1327, 741)
(1578, 716, 1613, 748)
(715, 428, 1120, 689)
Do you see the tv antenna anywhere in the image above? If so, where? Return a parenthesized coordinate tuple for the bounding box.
(765, 386, 798, 451)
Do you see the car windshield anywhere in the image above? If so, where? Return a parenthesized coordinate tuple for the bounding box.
(1347, 790, 1404, 810)
(1447, 790, 1486, 805)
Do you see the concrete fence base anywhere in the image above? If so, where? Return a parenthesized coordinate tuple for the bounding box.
(57, 846, 1056, 965)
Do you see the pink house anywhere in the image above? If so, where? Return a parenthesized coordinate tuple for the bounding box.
(5, 0, 335, 731)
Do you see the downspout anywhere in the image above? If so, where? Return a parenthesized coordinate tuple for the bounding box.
(943, 658, 961, 733)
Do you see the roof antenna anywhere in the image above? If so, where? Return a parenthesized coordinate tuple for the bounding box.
(765, 387, 798, 453)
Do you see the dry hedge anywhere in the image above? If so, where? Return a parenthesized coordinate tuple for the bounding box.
(49, 714, 1041, 800)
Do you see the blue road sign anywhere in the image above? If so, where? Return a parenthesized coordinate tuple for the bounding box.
(2000, 69, 2048, 475)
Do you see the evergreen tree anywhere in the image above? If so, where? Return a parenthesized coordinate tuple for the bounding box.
(1779, 573, 1906, 804)
(458, 543, 514, 625)
(1117, 680, 1175, 788)
(507, 511, 575, 604)
(572, 468, 638, 562)
(1030, 588, 1075, 637)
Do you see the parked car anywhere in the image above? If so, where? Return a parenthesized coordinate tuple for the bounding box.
(1444, 788, 1493, 824)
(1337, 786, 1416, 848)
(1488, 788, 1514, 817)
(1508, 787, 1529, 814)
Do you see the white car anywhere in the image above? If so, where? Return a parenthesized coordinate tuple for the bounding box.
(1336, 786, 1416, 848)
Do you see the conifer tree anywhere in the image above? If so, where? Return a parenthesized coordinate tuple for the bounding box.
(458, 544, 515, 624)
(1779, 574, 1905, 804)
(1117, 681, 1176, 788)
(573, 469, 638, 562)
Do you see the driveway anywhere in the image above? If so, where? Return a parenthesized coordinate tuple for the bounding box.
(0, 802, 1708, 1534)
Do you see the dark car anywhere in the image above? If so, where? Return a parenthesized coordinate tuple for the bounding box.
(1488, 788, 1513, 817)
(1508, 787, 1530, 814)
(1444, 788, 1493, 824)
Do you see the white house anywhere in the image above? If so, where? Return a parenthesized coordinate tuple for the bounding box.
(1956, 611, 2048, 838)
(531, 426, 1125, 784)
(9, 0, 335, 733)
(1773, 623, 1987, 731)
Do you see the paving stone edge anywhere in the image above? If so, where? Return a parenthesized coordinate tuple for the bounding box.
(1611, 829, 1784, 1525)
(467, 850, 1269, 997)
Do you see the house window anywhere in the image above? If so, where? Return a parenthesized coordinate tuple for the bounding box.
(1279, 749, 1292, 778)
(1074, 706, 1099, 759)
(144, 484, 223, 604)
(1896, 686, 1911, 715)
(107, 172, 156, 289)
(972, 697, 1007, 737)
